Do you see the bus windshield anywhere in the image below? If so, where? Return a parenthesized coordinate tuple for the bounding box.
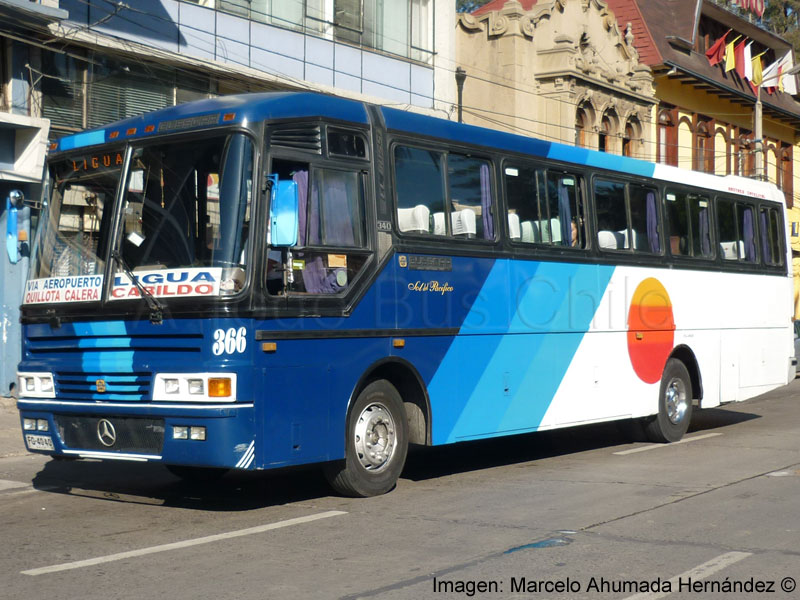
(25, 133, 253, 305)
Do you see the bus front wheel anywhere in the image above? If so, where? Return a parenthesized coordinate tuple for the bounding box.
(325, 380, 409, 497)
(643, 358, 693, 443)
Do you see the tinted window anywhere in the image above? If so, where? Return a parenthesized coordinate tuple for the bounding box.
(665, 190, 713, 258)
(505, 164, 585, 247)
(328, 130, 367, 158)
(717, 198, 757, 262)
(447, 153, 494, 239)
(395, 146, 444, 234)
(595, 179, 660, 253)
(760, 207, 784, 266)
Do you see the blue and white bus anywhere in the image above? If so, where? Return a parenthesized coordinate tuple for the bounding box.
(17, 92, 794, 496)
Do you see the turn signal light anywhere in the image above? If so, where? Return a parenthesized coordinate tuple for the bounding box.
(208, 378, 232, 397)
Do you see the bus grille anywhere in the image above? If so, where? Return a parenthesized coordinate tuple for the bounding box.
(55, 415, 164, 455)
(55, 372, 152, 402)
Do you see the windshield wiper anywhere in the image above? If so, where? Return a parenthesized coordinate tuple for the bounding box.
(111, 250, 164, 325)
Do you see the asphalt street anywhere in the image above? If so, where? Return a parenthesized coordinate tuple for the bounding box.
(0, 380, 798, 600)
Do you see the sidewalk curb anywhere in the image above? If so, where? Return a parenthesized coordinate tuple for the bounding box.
(0, 395, 18, 412)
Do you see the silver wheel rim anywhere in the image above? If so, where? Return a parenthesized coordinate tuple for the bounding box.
(665, 377, 688, 424)
(353, 402, 396, 472)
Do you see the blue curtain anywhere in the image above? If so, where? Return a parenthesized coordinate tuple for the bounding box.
(318, 173, 355, 246)
(759, 210, 770, 262)
(558, 183, 572, 246)
(699, 206, 711, 256)
(743, 207, 756, 262)
(480, 164, 493, 240)
(646, 191, 660, 253)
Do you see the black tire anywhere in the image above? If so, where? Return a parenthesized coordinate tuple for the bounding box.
(643, 358, 693, 443)
(165, 465, 228, 482)
(325, 380, 409, 497)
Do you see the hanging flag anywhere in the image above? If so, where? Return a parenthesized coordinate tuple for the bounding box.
(706, 29, 731, 67)
(724, 35, 741, 72)
(734, 39, 747, 78)
(751, 51, 765, 86)
(744, 42, 754, 81)
(762, 51, 797, 95)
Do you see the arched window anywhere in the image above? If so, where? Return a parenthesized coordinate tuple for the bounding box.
(622, 118, 641, 158)
(736, 132, 753, 177)
(694, 120, 712, 173)
(714, 127, 731, 175)
(575, 105, 591, 148)
(766, 144, 779, 186)
(599, 111, 616, 153)
(657, 108, 676, 165)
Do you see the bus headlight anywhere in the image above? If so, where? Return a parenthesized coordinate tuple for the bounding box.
(17, 373, 56, 398)
(153, 373, 236, 402)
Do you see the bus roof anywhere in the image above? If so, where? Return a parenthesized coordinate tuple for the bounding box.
(52, 92, 369, 153)
(51, 91, 784, 204)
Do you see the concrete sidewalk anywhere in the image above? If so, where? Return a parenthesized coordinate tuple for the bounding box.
(0, 396, 25, 458)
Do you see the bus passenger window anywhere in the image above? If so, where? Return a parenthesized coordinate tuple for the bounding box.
(447, 154, 494, 240)
(717, 198, 756, 262)
(594, 179, 626, 250)
(595, 179, 659, 253)
(736, 203, 758, 263)
(505, 164, 538, 243)
(665, 190, 712, 258)
(547, 173, 584, 248)
(395, 146, 445, 235)
(629, 185, 661, 253)
(760, 207, 783, 266)
(505, 164, 583, 248)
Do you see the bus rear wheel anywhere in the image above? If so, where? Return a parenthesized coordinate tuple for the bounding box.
(325, 380, 408, 497)
(643, 358, 693, 443)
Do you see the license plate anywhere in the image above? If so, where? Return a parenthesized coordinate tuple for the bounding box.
(25, 434, 55, 451)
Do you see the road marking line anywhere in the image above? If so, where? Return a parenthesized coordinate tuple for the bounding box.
(0, 479, 31, 492)
(22, 510, 347, 576)
(623, 551, 752, 600)
(613, 432, 723, 455)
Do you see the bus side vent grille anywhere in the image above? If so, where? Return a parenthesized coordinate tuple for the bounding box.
(271, 126, 322, 153)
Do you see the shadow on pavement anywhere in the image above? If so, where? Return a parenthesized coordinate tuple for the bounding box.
(30, 459, 334, 511)
(402, 406, 761, 482)
(27, 406, 760, 507)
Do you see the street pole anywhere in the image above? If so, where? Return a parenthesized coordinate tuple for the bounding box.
(455, 67, 467, 123)
(754, 85, 763, 180)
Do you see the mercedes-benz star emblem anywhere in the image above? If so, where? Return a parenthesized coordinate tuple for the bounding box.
(97, 419, 117, 447)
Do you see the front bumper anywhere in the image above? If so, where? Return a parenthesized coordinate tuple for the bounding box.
(17, 399, 256, 469)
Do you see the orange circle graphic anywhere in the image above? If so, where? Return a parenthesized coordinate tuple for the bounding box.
(627, 277, 675, 384)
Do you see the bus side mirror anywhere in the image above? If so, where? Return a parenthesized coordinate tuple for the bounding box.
(269, 176, 298, 248)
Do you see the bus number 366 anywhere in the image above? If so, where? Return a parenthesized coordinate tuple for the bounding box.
(212, 327, 247, 355)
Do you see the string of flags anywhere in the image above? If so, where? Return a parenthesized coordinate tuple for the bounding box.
(705, 28, 797, 95)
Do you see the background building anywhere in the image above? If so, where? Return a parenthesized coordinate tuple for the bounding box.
(457, 0, 657, 157)
(606, 0, 800, 206)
